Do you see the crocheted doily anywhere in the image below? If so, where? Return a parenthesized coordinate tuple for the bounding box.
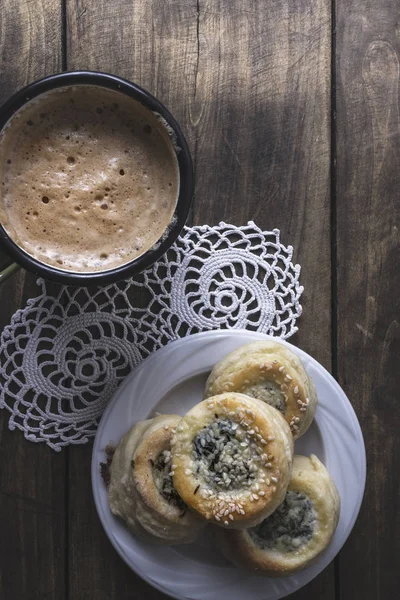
(0, 222, 303, 450)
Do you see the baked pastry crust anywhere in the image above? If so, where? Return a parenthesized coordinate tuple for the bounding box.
(170, 393, 294, 529)
(218, 454, 340, 575)
(108, 414, 205, 544)
(204, 341, 317, 439)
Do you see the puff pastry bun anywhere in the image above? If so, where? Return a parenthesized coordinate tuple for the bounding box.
(205, 341, 318, 439)
(108, 414, 205, 544)
(218, 454, 340, 575)
(170, 393, 294, 529)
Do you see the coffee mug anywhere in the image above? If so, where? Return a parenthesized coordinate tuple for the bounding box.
(0, 71, 193, 286)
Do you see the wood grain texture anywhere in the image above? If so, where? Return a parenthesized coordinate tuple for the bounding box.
(335, 1, 400, 599)
(66, 1, 198, 598)
(193, 3, 332, 595)
(0, 2, 64, 599)
(193, 0, 332, 367)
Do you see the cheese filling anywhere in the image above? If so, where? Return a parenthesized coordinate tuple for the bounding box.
(193, 418, 261, 491)
(240, 381, 286, 413)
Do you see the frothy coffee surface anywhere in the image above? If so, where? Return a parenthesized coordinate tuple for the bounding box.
(0, 85, 179, 272)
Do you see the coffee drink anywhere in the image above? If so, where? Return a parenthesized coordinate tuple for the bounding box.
(0, 85, 179, 272)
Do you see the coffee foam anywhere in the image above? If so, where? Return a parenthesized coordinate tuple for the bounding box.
(0, 85, 179, 272)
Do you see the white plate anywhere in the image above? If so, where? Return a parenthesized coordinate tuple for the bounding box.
(92, 330, 366, 600)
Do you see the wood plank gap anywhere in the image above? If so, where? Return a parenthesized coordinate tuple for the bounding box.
(64, 449, 70, 600)
(330, 1, 340, 598)
(330, 0, 338, 380)
(61, 0, 67, 72)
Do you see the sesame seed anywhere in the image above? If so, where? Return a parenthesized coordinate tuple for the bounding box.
(185, 469, 191, 475)
(295, 417, 300, 423)
(271, 476, 278, 483)
(300, 407, 307, 411)
(265, 462, 272, 468)
(297, 399, 303, 405)
(255, 427, 259, 433)
(229, 514, 234, 521)
(294, 386, 299, 394)
(259, 364, 264, 369)
(164, 425, 169, 430)
(266, 365, 272, 370)
(224, 520, 229, 526)
(240, 509, 245, 515)
(171, 464, 177, 469)
(169, 471, 175, 476)
(215, 515, 220, 521)
(266, 478, 270, 485)
(259, 491, 265, 496)
(279, 366, 285, 372)
(305, 397, 310, 404)
(267, 436, 275, 442)
(253, 494, 259, 500)
(286, 375, 293, 381)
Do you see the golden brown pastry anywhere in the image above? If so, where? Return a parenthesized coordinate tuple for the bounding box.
(204, 341, 317, 439)
(108, 414, 205, 544)
(170, 393, 294, 529)
(218, 454, 340, 575)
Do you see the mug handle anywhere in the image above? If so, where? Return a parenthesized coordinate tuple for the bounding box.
(0, 261, 20, 284)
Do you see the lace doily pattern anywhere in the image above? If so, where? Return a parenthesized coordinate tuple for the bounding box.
(0, 222, 303, 450)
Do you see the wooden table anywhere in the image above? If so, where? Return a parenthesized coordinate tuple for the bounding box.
(0, 1, 398, 598)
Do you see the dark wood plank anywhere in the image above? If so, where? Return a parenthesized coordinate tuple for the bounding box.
(193, 0, 332, 368)
(193, 2, 333, 596)
(335, 2, 400, 599)
(66, 1, 198, 598)
(0, 2, 65, 599)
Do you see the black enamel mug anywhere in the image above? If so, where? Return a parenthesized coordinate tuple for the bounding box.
(0, 71, 193, 286)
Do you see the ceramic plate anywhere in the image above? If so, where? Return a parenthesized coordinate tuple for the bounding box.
(92, 330, 366, 600)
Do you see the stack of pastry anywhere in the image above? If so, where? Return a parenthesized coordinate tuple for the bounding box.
(102, 340, 340, 575)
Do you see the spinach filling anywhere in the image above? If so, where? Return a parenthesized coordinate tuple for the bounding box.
(249, 491, 316, 552)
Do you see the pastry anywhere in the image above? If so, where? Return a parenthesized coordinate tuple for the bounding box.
(107, 414, 205, 544)
(218, 454, 340, 575)
(204, 341, 317, 439)
(170, 393, 294, 529)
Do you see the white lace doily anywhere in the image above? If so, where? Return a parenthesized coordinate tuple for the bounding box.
(0, 222, 303, 451)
